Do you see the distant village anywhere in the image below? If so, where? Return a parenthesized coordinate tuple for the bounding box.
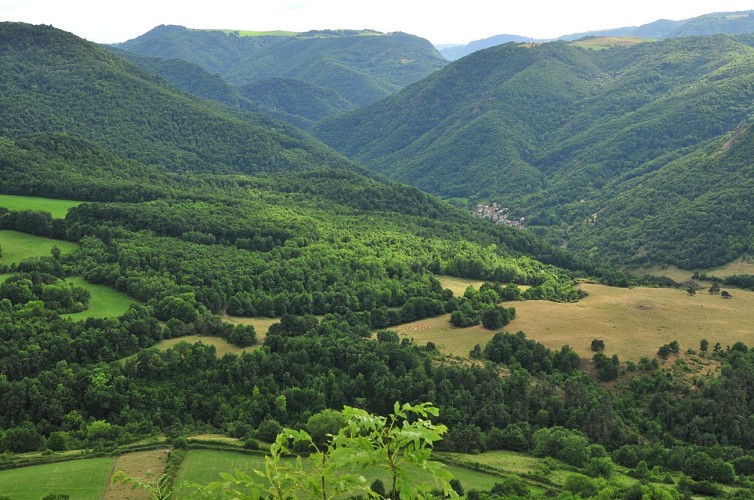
(472, 202, 525, 228)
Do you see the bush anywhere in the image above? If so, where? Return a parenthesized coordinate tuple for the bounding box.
(563, 474, 599, 498)
(586, 457, 613, 478)
(490, 475, 529, 497)
(255, 419, 282, 443)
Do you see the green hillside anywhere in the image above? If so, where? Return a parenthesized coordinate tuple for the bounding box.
(0, 22, 353, 175)
(116, 25, 448, 111)
(237, 77, 355, 130)
(315, 35, 754, 268)
(112, 48, 246, 108)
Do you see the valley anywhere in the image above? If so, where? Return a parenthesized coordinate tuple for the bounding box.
(2, 12, 754, 499)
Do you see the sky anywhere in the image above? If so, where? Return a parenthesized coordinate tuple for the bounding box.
(2, 0, 754, 45)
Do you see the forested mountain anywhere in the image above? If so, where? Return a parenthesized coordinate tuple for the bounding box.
(0, 22, 355, 175)
(114, 25, 447, 118)
(315, 35, 754, 268)
(111, 48, 247, 108)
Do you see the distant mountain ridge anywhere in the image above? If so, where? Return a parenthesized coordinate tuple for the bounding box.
(115, 25, 447, 120)
(441, 10, 754, 60)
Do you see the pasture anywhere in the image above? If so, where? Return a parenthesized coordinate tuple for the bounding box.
(636, 255, 754, 281)
(0, 193, 81, 218)
(173, 448, 504, 497)
(173, 450, 266, 497)
(63, 277, 138, 320)
(393, 282, 754, 360)
(0, 457, 114, 500)
(0, 230, 78, 265)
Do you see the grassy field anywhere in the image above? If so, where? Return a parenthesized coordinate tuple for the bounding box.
(635, 255, 754, 281)
(570, 36, 649, 49)
(0, 457, 115, 499)
(173, 449, 503, 497)
(104, 449, 170, 500)
(436, 275, 486, 296)
(0, 230, 78, 265)
(156, 335, 253, 356)
(392, 282, 754, 360)
(504, 282, 754, 360)
(63, 277, 138, 320)
(223, 314, 277, 342)
(0, 194, 81, 218)
(173, 450, 266, 497)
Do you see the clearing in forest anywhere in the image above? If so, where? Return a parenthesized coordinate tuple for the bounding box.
(0, 229, 78, 265)
(156, 335, 253, 356)
(0, 193, 81, 218)
(63, 277, 138, 320)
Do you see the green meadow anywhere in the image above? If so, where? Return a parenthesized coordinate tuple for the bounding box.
(0, 230, 78, 265)
(63, 277, 138, 320)
(0, 193, 81, 218)
(172, 448, 504, 497)
(0, 457, 114, 500)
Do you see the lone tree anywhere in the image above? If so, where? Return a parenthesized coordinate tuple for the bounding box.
(721, 290, 733, 299)
(700, 338, 709, 354)
(591, 339, 605, 352)
(708, 282, 721, 294)
(686, 286, 696, 296)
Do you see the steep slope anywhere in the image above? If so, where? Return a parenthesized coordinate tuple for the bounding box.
(116, 26, 448, 109)
(315, 35, 754, 268)
(0, 22, 354, 175)
(237, 78, 355, 130)
(112, 48, 246, 108)
(566, 125, 754, 269)
(314, 42, 603, 199)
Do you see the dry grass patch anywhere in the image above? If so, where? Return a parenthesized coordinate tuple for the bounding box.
(436, 275, 486, 296)
(104, 449, 170, 500)
(222, 314, 276, 342)
(634, 255, 754, 281)
(391, 315, 497, 357)
(633, 265, 694, 282)
(156, 335, 253, 356)
(571, 37, 648, 49)
(504, 283, 754, 360)
(708, 256, 754, 278)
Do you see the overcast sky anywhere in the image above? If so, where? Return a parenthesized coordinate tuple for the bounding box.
(2, 0, 753, 45)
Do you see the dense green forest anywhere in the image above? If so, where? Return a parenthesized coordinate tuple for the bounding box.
(314, 34, 754, 269)
(114, 25, 447, 126)
(5, 21, 754, 498)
